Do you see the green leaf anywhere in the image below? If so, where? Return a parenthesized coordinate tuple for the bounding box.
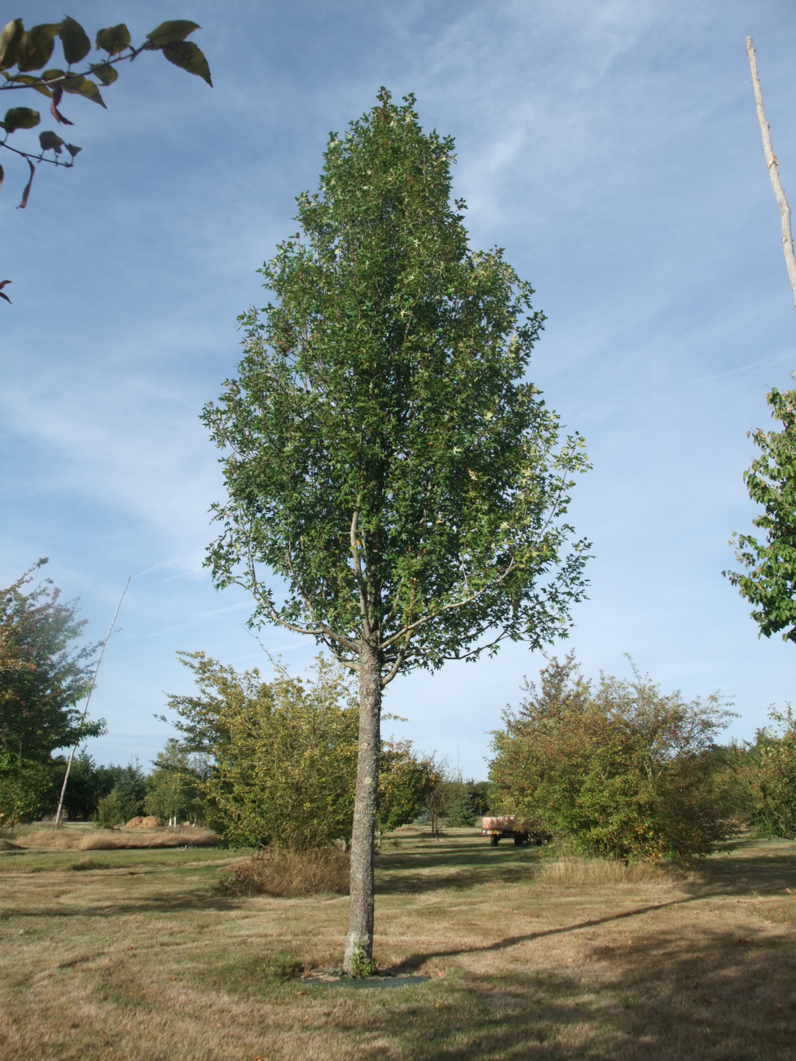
(89, 61, 118, 86)
(146, 20, 200, 47)
(2, 106, 41, 134)
(16, 23, 60, 72)
(61, 74, 106, 108)
(60, 17, 90, 65)
(0, 19, 24, 71)
(162, 40, 212, 86)
(94, 24, 131, 56)
(6, 72, 55, 98)
(39, 129, 64, 154)
(65, 143, 81, 157)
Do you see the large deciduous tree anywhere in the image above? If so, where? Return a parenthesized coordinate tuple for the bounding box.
(203, 90, 591, 973)
(725, 383, 796, 642)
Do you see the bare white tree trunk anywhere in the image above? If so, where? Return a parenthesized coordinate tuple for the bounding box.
(54, 576, 130, 828)
(746, 36, 796, 310)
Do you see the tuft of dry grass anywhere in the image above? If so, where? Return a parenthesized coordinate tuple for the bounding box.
(21, 825, 218, 851)
(536, 855, 698, 885)
(70, 856, 107, 871)
(219, 846, 350, 898)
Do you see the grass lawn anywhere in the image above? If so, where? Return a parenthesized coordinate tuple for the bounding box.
(1, 826, 795, 1060)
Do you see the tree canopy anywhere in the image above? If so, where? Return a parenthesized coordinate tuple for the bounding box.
(203, 89, 590, 972)
(725, 382, 796, 643)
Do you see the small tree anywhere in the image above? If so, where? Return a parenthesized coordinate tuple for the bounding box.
(490, 655, 736, 860)
(166, 653, 360, 849)
(725, 383, 796, 643)
(0, 560, 103, 824)
(377, 740, 438, 837)
(203, 90, 590, 972)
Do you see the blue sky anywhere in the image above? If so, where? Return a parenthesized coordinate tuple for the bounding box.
(2, 0, 794, 778)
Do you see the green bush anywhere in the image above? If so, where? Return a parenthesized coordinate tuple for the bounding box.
(489, 654, 736, 861)
(0, 757, 60, 826)
(167, 653, 360, 849)
(747, 708, 796, 838)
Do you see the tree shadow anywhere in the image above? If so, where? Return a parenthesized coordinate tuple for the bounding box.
(0, 890, 242, 919)
(340, 924, 796, 1060)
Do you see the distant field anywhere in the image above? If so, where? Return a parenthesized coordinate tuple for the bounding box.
(1, 826, 794, 1060)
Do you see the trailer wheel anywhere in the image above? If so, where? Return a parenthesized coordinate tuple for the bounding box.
(513, 835, 526, 846)
(490, 835, 499, 846)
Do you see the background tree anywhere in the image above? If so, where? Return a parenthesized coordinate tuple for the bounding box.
(744, 707, 796, 838)
(93, 761, 146, 827)
(416, 768, 490, 833)
(490, 655, 736, 860)
(204, 89, 590, 972)
(55, 748, 117, 821)
(377, 740, 439, 838)
(725, 382, 796, 643)
(144, 739, 208, 826)
(1, 15, 211, 301)
(0, 560, 103, 825)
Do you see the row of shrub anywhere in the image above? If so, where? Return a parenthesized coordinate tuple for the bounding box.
(5, 650, 795, 863)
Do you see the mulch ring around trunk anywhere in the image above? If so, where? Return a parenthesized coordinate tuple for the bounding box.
(301, 968, 432, 989)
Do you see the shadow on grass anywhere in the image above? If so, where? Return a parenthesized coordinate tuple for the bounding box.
(0, 889, 243, 920)
(377, 838, 538, 873)
(339, 925, 796, 1061)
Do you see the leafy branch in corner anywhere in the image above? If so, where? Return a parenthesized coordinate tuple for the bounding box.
(0, 16, 212, 302)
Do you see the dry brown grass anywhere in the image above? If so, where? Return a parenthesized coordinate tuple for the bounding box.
(19, 824, 218, 851)
(219, 846, 350, 897)
(536, 855, 696, 886)
(1, 828, 795, 1060)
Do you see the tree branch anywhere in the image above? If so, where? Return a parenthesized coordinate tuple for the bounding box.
(349, 508, 371, 636)
(241, 541, 359, 653)
(380, 554, 521, 650)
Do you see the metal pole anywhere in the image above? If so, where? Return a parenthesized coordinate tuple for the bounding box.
(54, 576, 131, 827)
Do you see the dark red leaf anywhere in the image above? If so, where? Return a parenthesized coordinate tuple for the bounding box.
(0, 279, 11, 304)
(18, 159, 35, 209)
(49, 85, 74, 126)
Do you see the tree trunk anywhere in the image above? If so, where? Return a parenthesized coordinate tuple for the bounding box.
(343, 637, 382, 975)
(746, 37, 796, 310)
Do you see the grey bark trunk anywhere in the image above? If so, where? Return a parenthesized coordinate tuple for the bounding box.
(343, 636, 382, 975)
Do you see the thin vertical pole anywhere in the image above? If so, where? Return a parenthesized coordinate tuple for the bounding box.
(746, 37, 796, 309)
(54, 576, 131, 827)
